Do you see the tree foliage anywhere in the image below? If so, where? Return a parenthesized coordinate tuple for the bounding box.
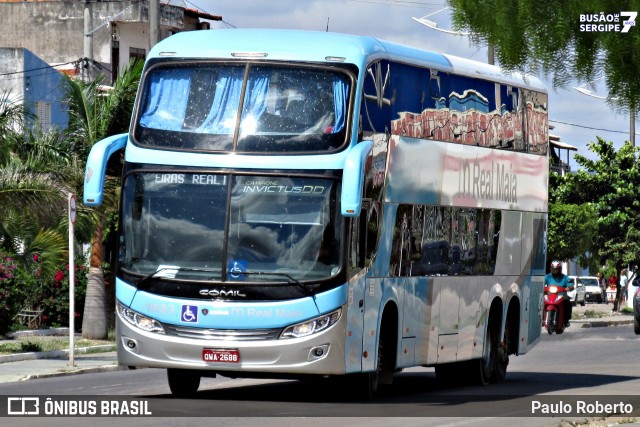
(547, 202, 598, 269)
(449, 0, 640, 113)
(552, 138, 640, 271)
(0, 59, 143, 333)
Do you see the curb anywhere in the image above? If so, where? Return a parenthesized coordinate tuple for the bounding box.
(0, 345, 116, 364)
(8, 328, 70, 339)
(579, 319, 634, 328)
(21, 364, 129, 381)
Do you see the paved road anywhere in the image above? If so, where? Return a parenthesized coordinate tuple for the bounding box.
(1, 322, 640, 426)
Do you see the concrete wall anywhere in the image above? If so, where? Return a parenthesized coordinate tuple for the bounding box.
(0, 0, 212, 130)
(0, 1, 198, 72)
(23, 49, 67, 130)
(0, 47, 67, 130)
(0, 48, 24, 103)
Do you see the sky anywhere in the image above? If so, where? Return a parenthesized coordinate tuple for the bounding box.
(186, 0, 633, 169)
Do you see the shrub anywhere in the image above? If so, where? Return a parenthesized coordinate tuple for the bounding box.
(0, 252, 23, 336)
(30, 261, 88, 330)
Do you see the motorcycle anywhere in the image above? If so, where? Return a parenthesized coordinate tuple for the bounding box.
(543, 284, 567, 334)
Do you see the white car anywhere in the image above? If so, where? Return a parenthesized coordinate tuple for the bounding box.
(579, 276, 605, 303)
(568, 276, 586, 306)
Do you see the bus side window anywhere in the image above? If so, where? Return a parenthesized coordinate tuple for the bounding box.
(349, 200, 380, 272)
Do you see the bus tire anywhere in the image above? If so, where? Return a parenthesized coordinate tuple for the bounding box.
(478, 311, 502, 385)
(362, 333, 385, 399)
(167, 368, 201, 397)
(360, 319, 396, 399)
(493, 321, 510, 383)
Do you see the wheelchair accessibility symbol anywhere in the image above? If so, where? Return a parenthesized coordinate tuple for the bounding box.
(227, 259, 247, 280)
(181, 305, 198, 323)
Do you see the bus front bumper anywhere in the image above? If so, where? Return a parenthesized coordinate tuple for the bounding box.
(116, 311, 348, 376)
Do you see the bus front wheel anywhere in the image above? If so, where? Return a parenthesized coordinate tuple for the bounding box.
(167, 368, 201, 397)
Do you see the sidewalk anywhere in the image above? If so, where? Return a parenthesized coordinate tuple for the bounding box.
(0, 304, 634, 384)
(0, 328, 123, 383)
(570, 301, 635, 327)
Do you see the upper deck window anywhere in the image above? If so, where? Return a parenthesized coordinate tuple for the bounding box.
(134, 63, 352, 153)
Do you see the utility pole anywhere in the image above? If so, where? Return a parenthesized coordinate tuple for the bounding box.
(83, 3, 93, 82)
(631, 110, 636, 147)
(487, 44, 495, 65)
(149, 0, 159, 49)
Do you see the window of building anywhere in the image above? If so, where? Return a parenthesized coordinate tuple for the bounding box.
(130, 47, 146, 62)
(36, 101, 51, 132)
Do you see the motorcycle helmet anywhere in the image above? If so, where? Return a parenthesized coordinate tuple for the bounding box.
(550, 260, 562, 269)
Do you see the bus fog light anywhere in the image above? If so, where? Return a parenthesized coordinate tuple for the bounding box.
(309, 344, 330, 361)
(121, 336, 139, 354)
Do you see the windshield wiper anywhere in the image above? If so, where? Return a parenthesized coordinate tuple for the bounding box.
(228, 270, 315, 295)
(135, 267, 221, 289)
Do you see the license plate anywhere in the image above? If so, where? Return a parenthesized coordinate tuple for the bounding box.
(202, 348, 240, 363)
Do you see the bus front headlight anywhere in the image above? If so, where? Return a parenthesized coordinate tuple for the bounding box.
(280, 308, 341, 339)
(117, 301, 165, 334)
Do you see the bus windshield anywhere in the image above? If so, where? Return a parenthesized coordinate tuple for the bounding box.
(120, 173, 342, 283)
(134, 63, 351, 153)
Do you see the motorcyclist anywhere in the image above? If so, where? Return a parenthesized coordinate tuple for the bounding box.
(544, 260, 574, 327)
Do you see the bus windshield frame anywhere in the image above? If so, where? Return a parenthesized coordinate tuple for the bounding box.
(119, 170, 343, 286)
(132, 61, 354, 154)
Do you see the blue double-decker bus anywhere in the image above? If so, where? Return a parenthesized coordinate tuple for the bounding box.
(84, 29, 549, 398)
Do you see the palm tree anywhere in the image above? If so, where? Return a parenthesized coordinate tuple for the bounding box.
(0, 92, 69, 274)
(63, 60, 143, 339)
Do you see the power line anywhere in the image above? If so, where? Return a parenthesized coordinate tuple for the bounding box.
(549, 119, 637, 135)
(0, 60, 78, 78)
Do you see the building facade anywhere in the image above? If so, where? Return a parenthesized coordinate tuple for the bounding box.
(0, 47, 67, 131)
(0, 0, 220, 81)
(0, 0, 220, 130)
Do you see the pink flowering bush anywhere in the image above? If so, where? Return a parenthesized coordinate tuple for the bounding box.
(26, 255, 88, 330)
(0, 252, 89, 335)
(0, 253, 22, 335)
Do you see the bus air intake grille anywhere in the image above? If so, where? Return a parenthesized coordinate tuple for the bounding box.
(163, 324, 282, 341)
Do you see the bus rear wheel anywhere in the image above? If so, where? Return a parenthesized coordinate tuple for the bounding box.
(479, 314, 509, 385)
(167, 368, 201, 397)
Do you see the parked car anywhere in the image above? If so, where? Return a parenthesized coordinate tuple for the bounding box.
(580, 276, 605, 303)
(633, 287, 640, 334)
(568, 276, 586, 306)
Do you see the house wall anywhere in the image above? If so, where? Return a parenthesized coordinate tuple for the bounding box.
(23, 49, 67, 130)
(0, 1, 214, 130)
(0, 0, 195, 72)
(0, 47, 67, 130)
(0, 48, 24, 103)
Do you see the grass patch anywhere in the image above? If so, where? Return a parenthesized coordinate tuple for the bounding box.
(0, 337, 114, 355)
(577, 310, 608, 319)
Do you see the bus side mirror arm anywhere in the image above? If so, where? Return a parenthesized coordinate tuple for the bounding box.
(341, 140, 373, 217)
(83, 133, 128, 206)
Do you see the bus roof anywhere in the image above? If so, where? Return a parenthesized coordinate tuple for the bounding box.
(149, 29, 546, 93)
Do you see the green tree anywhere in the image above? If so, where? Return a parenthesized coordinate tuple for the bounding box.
(0, 92, 70, 277)
(553, 138, 640, 307)
(63, 60, 142, 339)
(449, 0, 640, 113)
(547, 201, 598, 269)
